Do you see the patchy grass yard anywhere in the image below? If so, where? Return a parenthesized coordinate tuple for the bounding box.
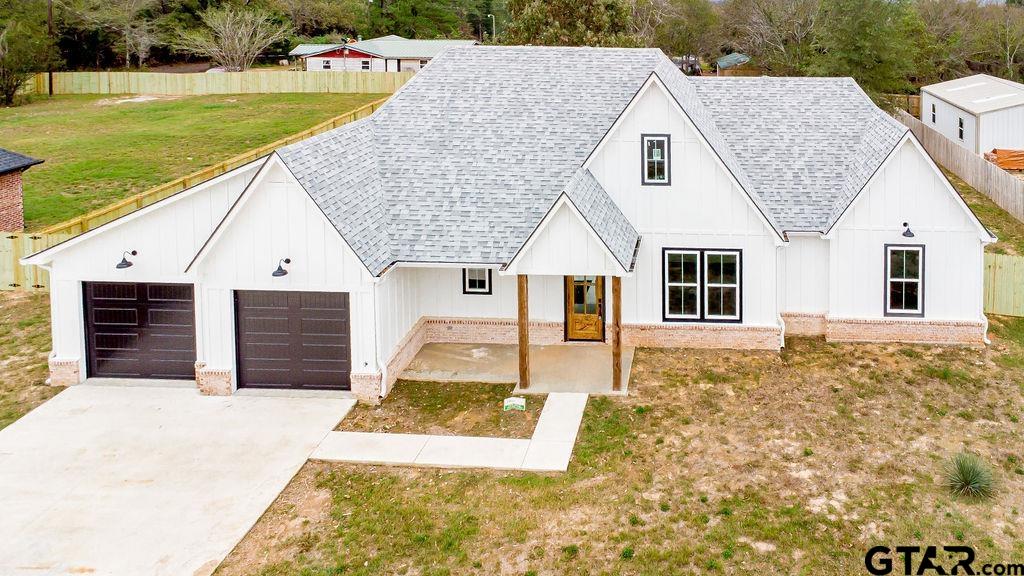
(217, 320, 1024, 575)
(0, 292, 57, 430)
(0, 93, 386, 229)
(946, 168, 1024, 255)
(337, 381, 543, 439)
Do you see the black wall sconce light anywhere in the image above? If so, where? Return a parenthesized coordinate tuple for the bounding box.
(116, 250, 137, 269)
(272, 258, 291, 277)
(902, 222, 915, 238)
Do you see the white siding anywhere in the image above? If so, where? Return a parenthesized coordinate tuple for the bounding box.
(921, 92, 979, 153)
(42, 162, 259, 379)
(195, 162, 378, 385)
(778, 235, 829, 314)
(829, 139, 985, 321)
(507, 200, 624, 276)
(587, 81, 781, 327)
(305, 56, 385, 72)
(978, 105, 1024, 154)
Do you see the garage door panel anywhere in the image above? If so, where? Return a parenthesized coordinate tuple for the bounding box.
(235, 290, 351, 390)
(84, 283, 196, 380)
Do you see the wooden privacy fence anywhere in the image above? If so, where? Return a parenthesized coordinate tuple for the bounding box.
(895, 110, 1024, 223)
(28, 70, 414, 96)
(984, 253, 1024, 317)
(0, 96, 389, 291)
(882, 94, 921, 118)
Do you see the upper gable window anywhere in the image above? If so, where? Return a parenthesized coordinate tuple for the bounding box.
(641, 134, 670, 186)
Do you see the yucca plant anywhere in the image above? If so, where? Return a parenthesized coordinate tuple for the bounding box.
(944, 452, 995, 499)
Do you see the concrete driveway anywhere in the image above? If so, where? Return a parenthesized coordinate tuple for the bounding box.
(0, 384, 354, 576)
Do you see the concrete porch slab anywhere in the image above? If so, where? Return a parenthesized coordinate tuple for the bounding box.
(402, 343, 634, 395)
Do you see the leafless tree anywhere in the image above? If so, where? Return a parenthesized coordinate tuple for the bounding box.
(172, 7, 292, 72)
(629, 0, 669, 46)
(721, 0, 819, 74)
(986, 4, 1024, 80)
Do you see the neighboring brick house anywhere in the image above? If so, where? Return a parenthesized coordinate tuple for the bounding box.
(24, 47, 995, 403)
(0, 148, 42, 232)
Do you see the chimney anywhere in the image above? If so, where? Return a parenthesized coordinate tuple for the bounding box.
(0, 149, 43, 233)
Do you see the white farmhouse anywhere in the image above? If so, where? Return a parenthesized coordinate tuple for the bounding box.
(24, 47, 994, 403)
(920, 74, 1024, 154)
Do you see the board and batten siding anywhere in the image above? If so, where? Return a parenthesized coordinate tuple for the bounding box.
(586, 81, 781, 327)
(196, 162, 378, 384)
(506, 201, 625, 276)
(43, 162, 258, 379)
(777, 235, 829, 315)
(829, 139, 986, 321)
(920, 91, 978, 153)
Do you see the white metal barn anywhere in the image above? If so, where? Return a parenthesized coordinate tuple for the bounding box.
(24, 47, 995, 404)
(920, 74, 1024, 154)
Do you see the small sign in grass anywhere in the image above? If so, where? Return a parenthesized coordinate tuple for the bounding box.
(503, 397, 526, 412)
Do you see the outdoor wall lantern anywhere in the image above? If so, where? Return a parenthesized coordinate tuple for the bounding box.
(116, 250, 137, 269)
(902, 222, 915, 238)
(272, 258, 291, 277)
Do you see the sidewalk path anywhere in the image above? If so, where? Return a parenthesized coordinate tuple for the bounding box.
(312, 392, 589, 472)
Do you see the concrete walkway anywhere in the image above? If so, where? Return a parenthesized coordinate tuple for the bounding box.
(312, 392, 589, 472)
(0, 384, 354, 576)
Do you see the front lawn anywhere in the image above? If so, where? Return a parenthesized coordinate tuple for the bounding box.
(0, 292, 56, 430)
(217, 321, 1024, 575)
(0, 93, 386, 229)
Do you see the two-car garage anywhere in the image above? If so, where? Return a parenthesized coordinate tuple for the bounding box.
(82, 283, 351, 390)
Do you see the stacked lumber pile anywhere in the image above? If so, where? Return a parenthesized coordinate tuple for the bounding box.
(984, 149, 1024, 170)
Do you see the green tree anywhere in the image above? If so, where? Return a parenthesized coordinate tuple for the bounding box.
(653, 0, 718, 58)
(0, 0, 61, 105)
(368, 0, 470, 38)
(503, 0, 641, 46)
(811, 0, 922, 95)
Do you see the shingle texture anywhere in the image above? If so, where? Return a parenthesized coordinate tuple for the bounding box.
(278, 46, 907, 275)
(0, 148, 42, 177)
(690, 76, 907, 232)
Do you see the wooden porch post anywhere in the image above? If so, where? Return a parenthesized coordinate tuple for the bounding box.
(517, 274, 530, 389)
(611, 275, 622, 391)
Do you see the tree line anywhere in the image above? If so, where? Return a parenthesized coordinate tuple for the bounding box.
(0, 0, 1022, 105)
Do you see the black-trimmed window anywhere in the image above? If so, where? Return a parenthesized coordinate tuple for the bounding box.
(361, 60, 371, 71)
(885, 245, 924, 316)
(642, 134, 670, 185)
(930, 103, 936, 123)
(462, 268, 492, 295)
(322, 59, 331, 70)
(663, 248, 741, 322)
(419, 59, 429, 66)
(958, 117, 964, 140)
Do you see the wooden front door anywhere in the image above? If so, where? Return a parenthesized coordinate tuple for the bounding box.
(565, 276, 605, 341)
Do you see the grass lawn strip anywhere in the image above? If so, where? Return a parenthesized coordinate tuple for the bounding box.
(0, 93, 386, 229)
(0, 292, 56, 430)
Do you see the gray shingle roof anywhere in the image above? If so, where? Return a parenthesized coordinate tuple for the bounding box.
(277, 46, 907, 276)
(561, 168, 639, 270)
(690, 76, 908, 232)
(0, 148, 42, 176)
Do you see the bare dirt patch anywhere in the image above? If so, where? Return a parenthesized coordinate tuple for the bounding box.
(220, 323, 1024, 575)
(336, 380, 543, 438)
(95, 95, 182, 106)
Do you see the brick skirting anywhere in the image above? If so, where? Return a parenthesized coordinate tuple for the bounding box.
(622, 322, 782, 350)
(782, 313, 827, 336)
(825, 317, 987, 346)
(423, 317, 566, 345)
(350, 373, 383, 404)
(48, 357, 80, 387)
(195, 362, 232, 396)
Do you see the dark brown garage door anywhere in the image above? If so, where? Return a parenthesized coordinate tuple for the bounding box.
(234, 291, 351, 390)
(83, 282, 196, 379)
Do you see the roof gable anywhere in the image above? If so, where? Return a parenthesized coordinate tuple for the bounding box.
(0, 148, 42, 176)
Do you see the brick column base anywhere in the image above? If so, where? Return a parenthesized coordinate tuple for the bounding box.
(48, 357, 80, 387)
(195, 362, 232, 396)
(350, 373, 382, 405)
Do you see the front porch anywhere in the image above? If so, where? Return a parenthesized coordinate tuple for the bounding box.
(401, 342, 635, 395)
